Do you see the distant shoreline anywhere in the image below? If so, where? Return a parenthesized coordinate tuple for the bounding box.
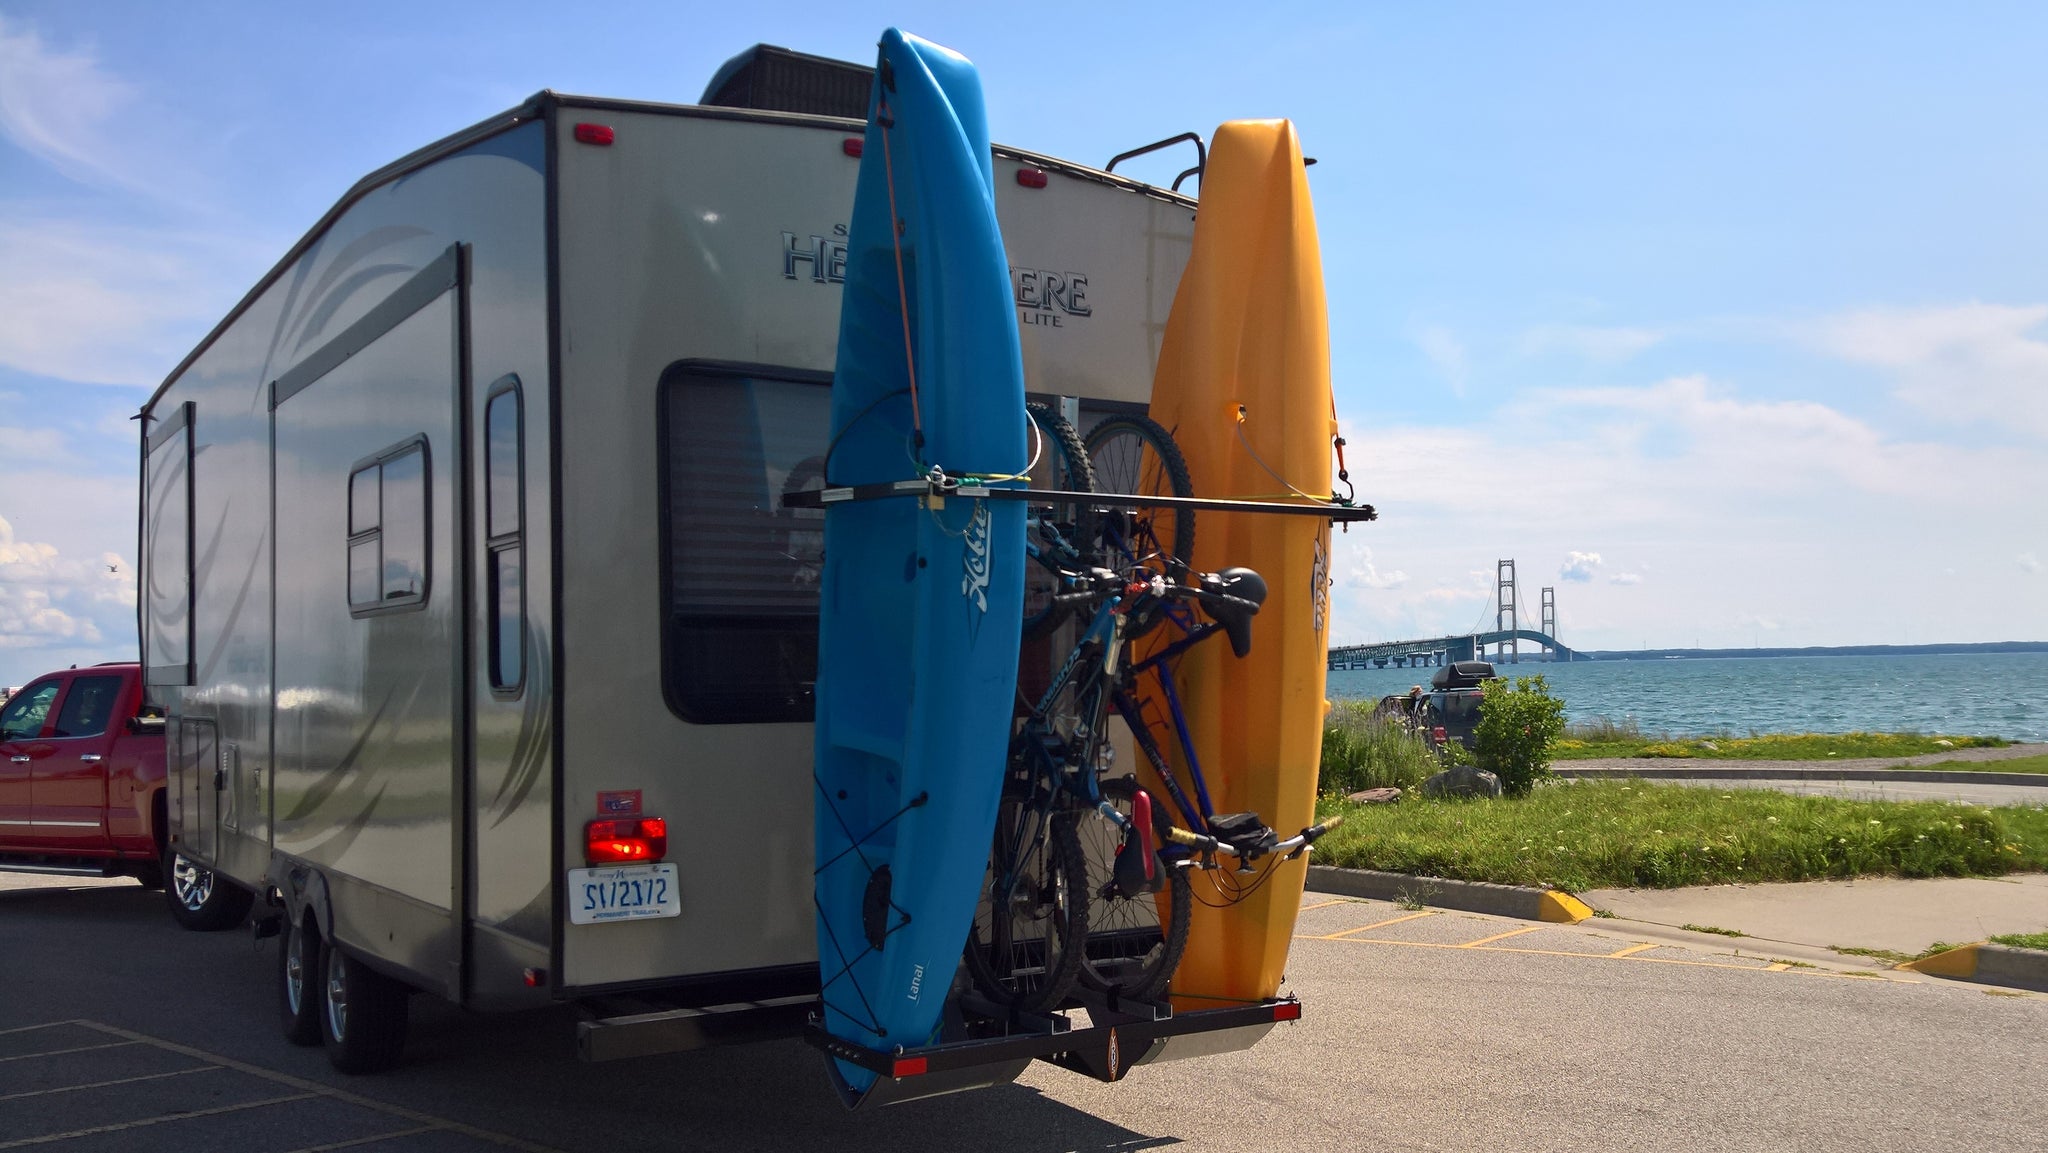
(1569, 641, 2048, 661)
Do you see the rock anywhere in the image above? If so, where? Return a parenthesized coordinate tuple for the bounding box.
(1421, 765, 1503, 799)
(1698, 740, 1719, 752)
(1346, 787, 1403, 805)
(1935, 739, 1954, 748)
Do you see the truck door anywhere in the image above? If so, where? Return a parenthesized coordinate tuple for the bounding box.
(0, 677, 62, 843)
(31, 671, 123, 852)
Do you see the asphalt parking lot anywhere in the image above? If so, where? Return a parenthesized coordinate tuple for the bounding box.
(5, 876, 2045, 1152)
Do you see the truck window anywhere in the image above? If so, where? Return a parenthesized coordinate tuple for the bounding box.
(485, 377, 524, 694)
(347, 439, 431, 614)
(0, 680, 60, 740)
(658, 362, 830, 724)
(51, 675, 124, 738)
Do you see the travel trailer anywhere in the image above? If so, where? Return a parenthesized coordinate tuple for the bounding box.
(138, 44, 1299, 1097)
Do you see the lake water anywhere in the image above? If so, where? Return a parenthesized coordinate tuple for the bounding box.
(1327, 652, 2048, 741)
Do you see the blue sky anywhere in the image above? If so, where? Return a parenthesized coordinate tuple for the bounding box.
(2, 1, 2045, 683)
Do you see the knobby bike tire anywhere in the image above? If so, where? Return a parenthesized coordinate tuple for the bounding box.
(1074, 776, 1193, 1002)
(1023, 402, 1100, 638)
(1084, 414, 1195, 639)
(964, 797, 1089, 1014)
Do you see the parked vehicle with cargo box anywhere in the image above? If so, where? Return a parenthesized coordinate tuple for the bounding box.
(137, 43, 1303, 1094)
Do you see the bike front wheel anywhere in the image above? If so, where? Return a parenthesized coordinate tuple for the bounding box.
(964, 799, 1089, 1014)
(1073, 776, 1192, 1003)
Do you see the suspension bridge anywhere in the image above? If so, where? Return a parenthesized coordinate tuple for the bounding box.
(1327, 558, 1586, 670)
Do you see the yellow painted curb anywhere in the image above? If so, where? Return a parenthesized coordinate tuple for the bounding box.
(1537, 891, 1595, 923)
(1896, 943, 1982, 978)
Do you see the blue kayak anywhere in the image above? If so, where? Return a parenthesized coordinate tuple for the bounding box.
(812, 29, 1028, 1104)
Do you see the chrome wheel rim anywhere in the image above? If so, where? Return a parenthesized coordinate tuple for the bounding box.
(324, 948, 348, 1041)
(285, 925, 306, 1015)
(171, 854, 213, 912)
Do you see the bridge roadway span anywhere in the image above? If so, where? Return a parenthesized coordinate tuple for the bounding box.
(1328, 628, 1582, 670)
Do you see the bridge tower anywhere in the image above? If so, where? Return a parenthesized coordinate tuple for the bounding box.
(1541, 586, 1557, 658)
(1496, 559, 1518, 664)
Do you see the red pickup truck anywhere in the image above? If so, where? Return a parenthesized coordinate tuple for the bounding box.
(0, 662, 251, 929)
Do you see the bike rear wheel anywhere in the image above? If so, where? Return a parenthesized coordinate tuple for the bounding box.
(1023, 402, 1099, 638)
(1074, 776, 1192, 1002)
(1085, 415, 1194, 638)
(964, 797, 1089, 1014)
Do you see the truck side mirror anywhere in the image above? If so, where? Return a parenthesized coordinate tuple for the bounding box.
(130, 706, 167, 734)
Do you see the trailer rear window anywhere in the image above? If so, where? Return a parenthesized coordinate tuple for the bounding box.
(658, 363, 830, 724)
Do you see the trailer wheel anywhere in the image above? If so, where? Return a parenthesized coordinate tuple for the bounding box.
(164, 848, 254, 931)
(279, 916, 322, 1046)
(320, 944, 409, 1073)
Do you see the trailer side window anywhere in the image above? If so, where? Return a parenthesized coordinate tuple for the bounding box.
(658, 362, 831, 724)
(484, 377, 524, 694)
(347, 439, 430, 614)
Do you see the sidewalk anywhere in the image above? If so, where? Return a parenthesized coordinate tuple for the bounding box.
(1581, 872, 2048, 957)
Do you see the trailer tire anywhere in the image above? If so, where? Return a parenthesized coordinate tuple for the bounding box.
(320, 944, 409, 1073)
(279, 916, 323, 1046)
(164, 847, 253, 931)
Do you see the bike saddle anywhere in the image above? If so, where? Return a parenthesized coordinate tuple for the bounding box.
(1199, 567, 1266, 658)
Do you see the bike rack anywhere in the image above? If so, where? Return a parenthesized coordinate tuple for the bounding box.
(808, 994, 1302, 1109)
(782, 477, 1377, 523)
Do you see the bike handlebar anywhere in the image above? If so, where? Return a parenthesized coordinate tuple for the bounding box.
(1165, 814, 1344, 862)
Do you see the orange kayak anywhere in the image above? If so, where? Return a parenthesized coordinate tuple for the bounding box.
(1142, 119, 1335, 1008)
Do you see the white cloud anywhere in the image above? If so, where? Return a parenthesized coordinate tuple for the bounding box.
(1345, 545, 1408, 589)
(1520, 324, 1662, 363)
(1559, 551, 1603, 582)
(1609, 572, 1642, 586)
(2022, 553, 2042, 574)
(0, 15, 142, 192)
(1811, 303, 2048, 439)
(0, 425, 71, 463)
(1414, 325, 1468, 396)
(0, 512, 134, 653)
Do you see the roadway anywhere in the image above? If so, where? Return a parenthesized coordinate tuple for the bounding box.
(4, 876, 2044, 1151)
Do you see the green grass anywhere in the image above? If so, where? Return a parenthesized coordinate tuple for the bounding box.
(1552, 726, 2010, 762)
(1681, 923, 1745, 937)
(1989, 930, 2048, 950)
(1320, 701, 1442, 795)
(1312, 779, 2048, 891)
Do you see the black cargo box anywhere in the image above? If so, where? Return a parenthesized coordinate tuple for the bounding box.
(1431, 661, 1497, 691)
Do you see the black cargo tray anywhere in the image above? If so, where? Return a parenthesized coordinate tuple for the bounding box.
(807, 995, 1302, 1109)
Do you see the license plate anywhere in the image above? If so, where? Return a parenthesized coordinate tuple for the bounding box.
(567, 864, 681, 925)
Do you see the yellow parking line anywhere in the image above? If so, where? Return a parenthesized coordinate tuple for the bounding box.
(1298, 933, 1915, 982)
(1607, 942, 1661, 958)
(1312, 910, 1438, 939)
(1460, 926, 1543, 948)
(0, 1064, 219, 1101)
(1297, 899, 1351, 913)
(0, 1040, 137, 1063)
(0, 1093, 317, 1150)
(1765, 962, 1791, 971)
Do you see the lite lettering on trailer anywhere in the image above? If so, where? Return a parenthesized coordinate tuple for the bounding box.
(1010, 266, 1092, 327)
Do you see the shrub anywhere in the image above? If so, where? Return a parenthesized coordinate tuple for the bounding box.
(1472, 675, 1568, 797)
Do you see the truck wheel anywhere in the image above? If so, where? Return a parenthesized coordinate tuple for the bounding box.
(279, 916, 323, 1046)
(320, 944, 409, 1073)
(164, 848, 254, 931)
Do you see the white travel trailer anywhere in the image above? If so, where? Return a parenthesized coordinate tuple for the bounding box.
(140, 45, 1295, 1097)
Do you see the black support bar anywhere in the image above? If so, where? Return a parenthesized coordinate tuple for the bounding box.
(782, 480, 1376, 523)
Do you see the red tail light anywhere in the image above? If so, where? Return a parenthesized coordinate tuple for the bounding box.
(573, 123, 615, 146)
(890, 1056, 928, 1078)
(1272, 1001, 1302, 1022)
(1016, 168, 1049, 188)
(1431, 726, 1448, 742)
(586, 817, 667, 864)
(843, 137, 865, 157)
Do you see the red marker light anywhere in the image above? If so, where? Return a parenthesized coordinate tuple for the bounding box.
(574, 123, 615, 146)
(890, 1056, 928, 1078)
(1015, 168, 1049, 188)
(842, 137, 864, 157)
(585, 817, 668, 864)
(1272, 1001, 1302, 1022)
(522, 967, 547, 987)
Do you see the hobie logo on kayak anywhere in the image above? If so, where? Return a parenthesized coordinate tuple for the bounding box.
(1311, 538, 1330, 636)
(962, 500, 993, 614)
(1011, 266, 1092, 327)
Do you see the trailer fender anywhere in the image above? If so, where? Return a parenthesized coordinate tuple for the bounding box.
(268, 855, 334, 943)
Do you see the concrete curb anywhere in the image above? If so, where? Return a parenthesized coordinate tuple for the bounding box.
(1896, 943, 2048, 993)
(1306, 865, 1593, 923)
(1553, 766, 2048, 787)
